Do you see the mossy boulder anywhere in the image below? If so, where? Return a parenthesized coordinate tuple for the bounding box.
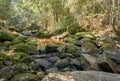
(46, 43, 60, 53)
(75, 32, 96, 40)
(0, 31, 15, 42)
(65, 44, 80, 53)
(98, 36, 119, 52)
(35, 31, 50, 38)
(12, 36, 28, 45)
(81, 42, 99, 54)
(10, 43, 29, 53)
(57, 44, 80, 53)
(9, 52, 27, 64)
(11, 73, 39, 81)
(0, 52, 9, 61)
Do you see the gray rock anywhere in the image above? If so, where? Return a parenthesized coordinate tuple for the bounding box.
(21, 30, 32, 36)
(81, 42, 99, 55)
(70, 58, 82, 70)
(116, 65, 120, 73)
(81, 54, 101, 70)
(4, 61, 13, 66)
(30, 62, 40, 70)
(15, 63, 30, 73)
(61, 53, 74, 58)
(48, 56, 60, 64)
(34, 59, 52, 69)
(46, 67, 59, 73)
(54, 59, 69, 68)
(42, 71, 120, 81)
(37, 71, 45, 80)
(0, 66, 16, 79)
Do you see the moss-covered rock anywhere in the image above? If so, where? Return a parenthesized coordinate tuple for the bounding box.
(0, 52, 9, 68)
(70, 58, 82, 70)
(75, 32, 96, 40)
(10, 43, 29, 53)
(9, 52, 27, 64)
(12, 36, 28, 45)
(46, 43, 60, 53)
(11, 73, 39, 81)
(0, 31, 15, 42)
(98, 36, 119, 52)
(21, 56, 32, 65)
(65, 44, 80, 53)
(0, 66, 16, 79)
(81, 42, 99, 54)
(35, 31, 50, 38)
(0, 52, 9, 61)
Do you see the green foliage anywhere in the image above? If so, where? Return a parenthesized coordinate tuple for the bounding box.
(0, 0, 11, 20)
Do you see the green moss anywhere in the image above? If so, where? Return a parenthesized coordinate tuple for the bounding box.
(75, 32, 96, 40)
(11, 43, 29, 53)
(12, 36, 28, 45)
(65, 44, 80, 53)
(46, 43, 60, 53)
(0, 52, 9, 61)
(0, 31, 15, 42)
(9, 52, 27, 64)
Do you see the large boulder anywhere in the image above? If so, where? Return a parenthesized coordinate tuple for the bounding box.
(81, 54, 118, 73)
(98, 36, 120, 53)
(81, 54, 101, 70)
(80, 38, 99, 55)
(42, 71, 120, 81)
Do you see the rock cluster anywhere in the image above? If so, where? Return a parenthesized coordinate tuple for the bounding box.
(0, 30, 120, 81)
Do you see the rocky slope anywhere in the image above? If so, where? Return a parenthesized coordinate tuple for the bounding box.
(0, 29, 120, 81)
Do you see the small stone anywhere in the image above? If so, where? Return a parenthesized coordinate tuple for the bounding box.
(61, 53, 74, 58)
(46, 67, 58, 73)
(48, 56, 60, 64)
(21, 30, 32, 36)
(34, 59, 52, 69)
